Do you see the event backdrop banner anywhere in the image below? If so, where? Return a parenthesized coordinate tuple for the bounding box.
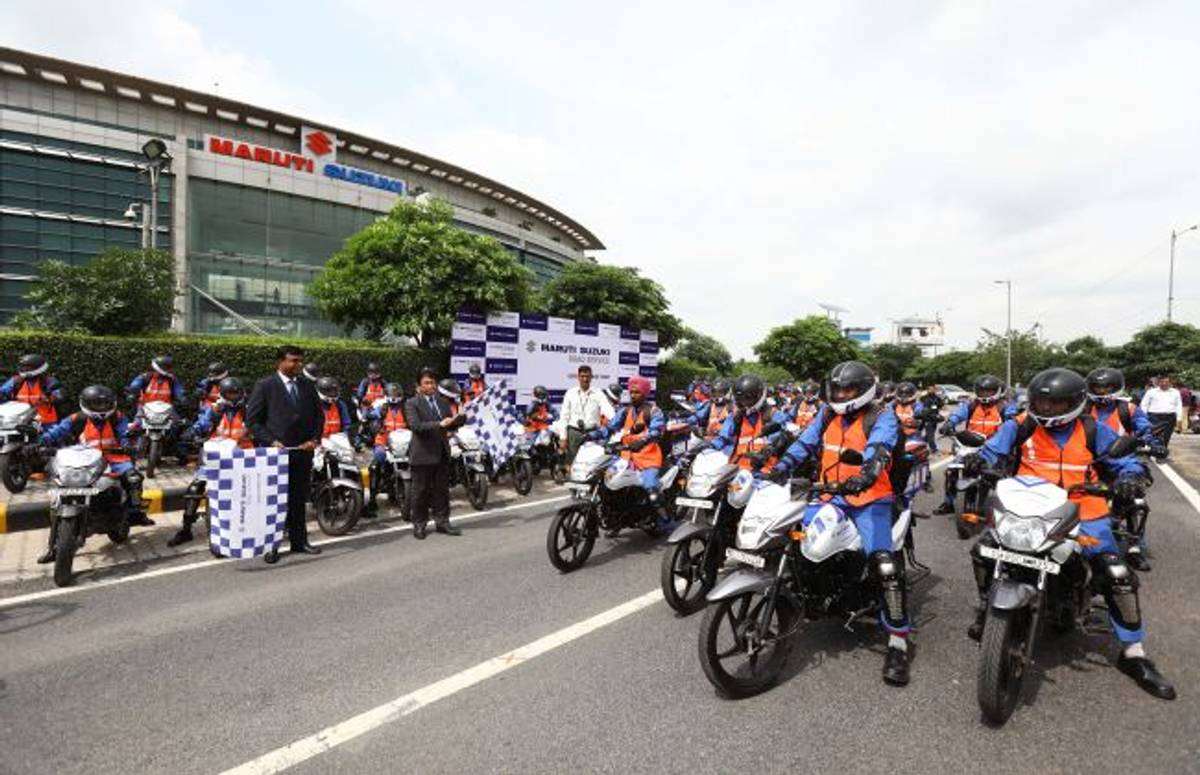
(450, 309, 658, 409)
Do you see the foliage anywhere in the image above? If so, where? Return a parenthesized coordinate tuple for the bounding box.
(0, 331, 438, 414)
(11, 248, 175, 335)
(656, 357, 717, 410)
(309, 198, 533, 347)
(671, 327, 734, 373)
(972, 330, 1062, 386)
(753, 315, 861, 379)
(904, 350, 979, 387)
(536, 262, 684, 348)
(867, 344, 923, 382)
(731, 359, 795, 386)
(1113, 322, 1200, 386)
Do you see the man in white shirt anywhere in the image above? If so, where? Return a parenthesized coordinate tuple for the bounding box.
(558, 365, 614, 464)
(1141, 375, 1183, 451)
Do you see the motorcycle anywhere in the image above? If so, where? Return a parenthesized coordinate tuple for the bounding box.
(546, 432, 682, 573)
(528, 427, 565, 485)
(450, 425, 490, 510)
(0, 400, 44, 493)
(697, 450, 917, 698)
(135, 400, 183, 478)
(312, 432, 364, 536)
(46, 445, 137, 587)
(372, 428, 413, 520)
(947, 429, 990, 539)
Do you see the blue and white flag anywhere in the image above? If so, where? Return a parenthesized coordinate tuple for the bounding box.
(202, 443, 289, 558)
(463, 378, 521, 468)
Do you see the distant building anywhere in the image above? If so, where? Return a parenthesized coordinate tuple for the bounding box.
(844, 326, 873, 346)
(892, 316, 944, 356)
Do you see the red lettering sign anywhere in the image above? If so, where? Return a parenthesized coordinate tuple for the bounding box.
(204, 135, 315, 174)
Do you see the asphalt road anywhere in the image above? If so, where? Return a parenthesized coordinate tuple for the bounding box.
(2, 455, 1199, 775)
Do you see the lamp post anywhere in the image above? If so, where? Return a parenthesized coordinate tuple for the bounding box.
(1169, 224, 1198, 323)
(139, 139, 171, 250)
(994, 280, 1012, 387)
(123, 202, 150, 249)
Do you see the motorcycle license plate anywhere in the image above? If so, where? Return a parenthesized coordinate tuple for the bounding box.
(566, 483, 592, 494)
(675, 496, 713, 510)
(979, 545, 1060, 575)
(725, 548, 765, 569)
(55, 488, 98, 497)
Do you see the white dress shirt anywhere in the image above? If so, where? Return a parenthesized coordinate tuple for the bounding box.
(560, 385, 613, 431)
(1141, 387, 1183, 419)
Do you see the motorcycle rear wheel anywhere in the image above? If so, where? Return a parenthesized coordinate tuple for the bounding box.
(466, 468, 489, 510)
(977, 607, 1030, 725)
(0, 452, 29, 493)
(546, 503, 596, 572)
(315, 487, 362, 536)
(660, 532, 710, 615)
(513, 458, 534, 496)
(53, 517, 78, 587)
(698, 590, 795, 698)
(550, 454, 566, 485)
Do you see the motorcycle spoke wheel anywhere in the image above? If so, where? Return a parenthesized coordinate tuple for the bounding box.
(315, 488, 362, 536)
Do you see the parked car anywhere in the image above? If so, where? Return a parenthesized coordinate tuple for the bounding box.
(938, 384, 970, 403)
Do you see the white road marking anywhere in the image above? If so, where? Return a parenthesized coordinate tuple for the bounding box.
(221, 588, 662, 775)
(1156, 461, 1200, 516)
(0, 494, 570, 610)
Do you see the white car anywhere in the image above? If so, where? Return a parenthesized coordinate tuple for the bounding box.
(938, 384, 970, 403)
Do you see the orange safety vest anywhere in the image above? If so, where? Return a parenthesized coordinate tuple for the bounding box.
(464, 379, 486, 403)
(967, 402, 1004, 438)
(322, 402, 344, 438)
(1089, 403, 1132, 436)
(893, 402, 921, 435)
(15, 376, 57, 423)
(793, 400, 820, 429)
(141, 374, 174, 405)
(361, 379, 385, 406)
(706, 403, 731, 440)
(820, 412, 894, 507)
(525, 404, 553, 433)
(1017, 420, 1108, 521)
(621, 405, 663, 470)
(374, 404, 408, 445)
(201, 381, 222, 410)
(730, 413, 774, 471)
(79, 414, 131, 464)
(211, 409, 253, 448)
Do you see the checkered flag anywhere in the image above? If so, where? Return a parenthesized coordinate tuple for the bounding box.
(463, 378, 520, 468)
(203, 444, 289, 558)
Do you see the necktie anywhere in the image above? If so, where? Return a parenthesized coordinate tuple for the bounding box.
(286, 379, 297, 404)
(428, 396, 441, 419)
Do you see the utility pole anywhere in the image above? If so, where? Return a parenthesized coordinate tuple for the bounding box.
(1168, 225, 1198, 322)
(994, 280, 1012, 387)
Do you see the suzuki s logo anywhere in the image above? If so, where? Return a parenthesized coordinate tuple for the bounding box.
(305, 130, 333, 156)
(525, 340, 538, 353)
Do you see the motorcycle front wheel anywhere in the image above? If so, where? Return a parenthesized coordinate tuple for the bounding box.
(546, 503, 596, 572)
(977, 607, 1031, 725)
(698, 589, 795, 698)
(146, 438, 163, 479)
(0, 451, 29, 493)
(53, 517, 78, 587)
(660, 531, 710, 615)
(550, 453, 566, 485)
(465, 468, 489, 510)
(315, 486, 362, 536)
(513, 457, 534, 496)
(390, 475, 411, 521)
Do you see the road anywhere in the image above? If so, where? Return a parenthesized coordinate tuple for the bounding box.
(2, 447, 1200, 774)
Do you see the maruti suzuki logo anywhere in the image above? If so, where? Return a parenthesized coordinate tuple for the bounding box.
(305, 130, 333, 157)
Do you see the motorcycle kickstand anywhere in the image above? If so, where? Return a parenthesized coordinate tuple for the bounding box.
(905, 545, 931, 583)
(843, 604, 875, 633)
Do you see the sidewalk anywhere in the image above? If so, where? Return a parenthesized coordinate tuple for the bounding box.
(1167, 434, 1200, 490)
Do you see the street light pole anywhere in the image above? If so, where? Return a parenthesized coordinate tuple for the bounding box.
(1168, 224, 1198, 323)
(994, 280, 1012, 387)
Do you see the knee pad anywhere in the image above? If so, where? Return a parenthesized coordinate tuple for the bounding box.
(1093, 553, 1142, 630)
(185, 479, 207, 498)
(870, 551, 907, 625)
(123, 469, 144, 490)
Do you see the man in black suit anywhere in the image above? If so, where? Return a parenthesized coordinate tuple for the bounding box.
(246, 345, 324, 562)
(403, 367, 465, 539)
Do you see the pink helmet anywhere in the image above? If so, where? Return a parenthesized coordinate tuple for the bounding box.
(627, 376, 652, 395)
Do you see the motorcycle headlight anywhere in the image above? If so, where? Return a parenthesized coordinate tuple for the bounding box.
(994, 512, 1051, 553)
(56, 466, 94, 488)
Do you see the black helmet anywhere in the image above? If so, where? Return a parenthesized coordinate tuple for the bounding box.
(1027, 368, 1087, 428)
(438, 378, 462, 400)
(79, 385, 116, 419)
(531, 385, 549, 404)
(316, 377, 340, 401)
(826, 361, 876, 415)
(302, 362, 321, 382)
(802, 381, 819, 398)
(1086, 367, 1125, 405)
(712, 378, 733, 403)
(384, 382, 404, 404)
(878, 381, 896, 400)
(366, 362, 381, 378)
(468, 363, 483, 378)
(895, 382, 918, 404)
(603, 383, 622, 405)
(151, 355, 174, 376)
(207, 361, 229, 380)
(974, 374, 1004, 405)
(733, 374, 766, 412)
(17, 353, 47, 378)
(217, 376, 245, 406)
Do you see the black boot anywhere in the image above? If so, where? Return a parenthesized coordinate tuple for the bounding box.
(1117, 654, 1176, 700)
(36, 547, 55, 564)
(968, 609, 986, 642)
(128, 510, 155, 527)
(1126, 548, 1151, 572)
(166, 526, 193, 548)
(883, 646, 910, 686)
(933, 502, 955, 516)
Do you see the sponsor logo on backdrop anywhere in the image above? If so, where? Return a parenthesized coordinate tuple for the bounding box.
(302, 127, 336, 161)
(322, 163, 406, 194)
(205, 135, 314, 173)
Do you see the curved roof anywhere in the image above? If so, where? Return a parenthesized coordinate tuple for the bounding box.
(0, 47, 604, 250)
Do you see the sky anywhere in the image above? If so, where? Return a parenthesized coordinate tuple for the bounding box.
(7, 0, 1200, 358)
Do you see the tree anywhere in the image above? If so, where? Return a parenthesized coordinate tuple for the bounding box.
(753, 315, 861, 379)
(731, 358, 794, 385)
(973, 330, 1061, 386)
(905, 350, 978, 387)
(309, 198, 533, 347)
(869, 343, 923, 381)
(1114, 322, 1200, 385)
(536, 263, 684, 347)
(671, 327, 733, 373)
(1060, 335, 1114, 376)
(11, 247, 175, 335)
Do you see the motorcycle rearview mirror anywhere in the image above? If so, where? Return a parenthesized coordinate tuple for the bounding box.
(955, 430, 987, 448)
(1103, 435, 1139, 460)
(837, 448, 864, 466)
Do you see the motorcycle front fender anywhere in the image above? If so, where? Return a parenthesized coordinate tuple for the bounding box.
(989, 579, 1037, 611)
(667, 521, 712, 545)
(467, 461, 487, 473)
(706, 567, 774, 603)
(330, 477, 363, 492)
(0, 441, 21, 454)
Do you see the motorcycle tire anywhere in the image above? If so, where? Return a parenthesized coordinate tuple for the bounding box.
(466, 469, 489, 510)
(977, 607, 1030, 725)
(108, 519, 130, 544)
(660, 533, 710, 615)
(513, 458, 534, 496)
(389, 476, 412, 521)
(698, 590, 795, 698)
(53, 517, 78, 588)
(315, 487, 362, 536)
(0, 451, 29, 494)
(146, 438, 163, 479)
(546, 503, 596, 572)
(551, 458, 566, 485)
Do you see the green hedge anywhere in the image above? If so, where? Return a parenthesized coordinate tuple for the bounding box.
(656, 357, 717, 411)
(0, 331, 443, 413)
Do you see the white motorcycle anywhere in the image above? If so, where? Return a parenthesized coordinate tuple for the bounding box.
(0, 400, 43, 493)
(312, 432, 364, 536)
(376, 428, 413, 520)
(697, 451, 916, 697)
(136, 399, 181, 478)
(46, 445, 135, 587)
(450, 425, 490, 509)
(946, 429, 989, 539)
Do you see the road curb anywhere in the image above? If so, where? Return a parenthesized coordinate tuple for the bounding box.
(0, 484, 189, 534)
